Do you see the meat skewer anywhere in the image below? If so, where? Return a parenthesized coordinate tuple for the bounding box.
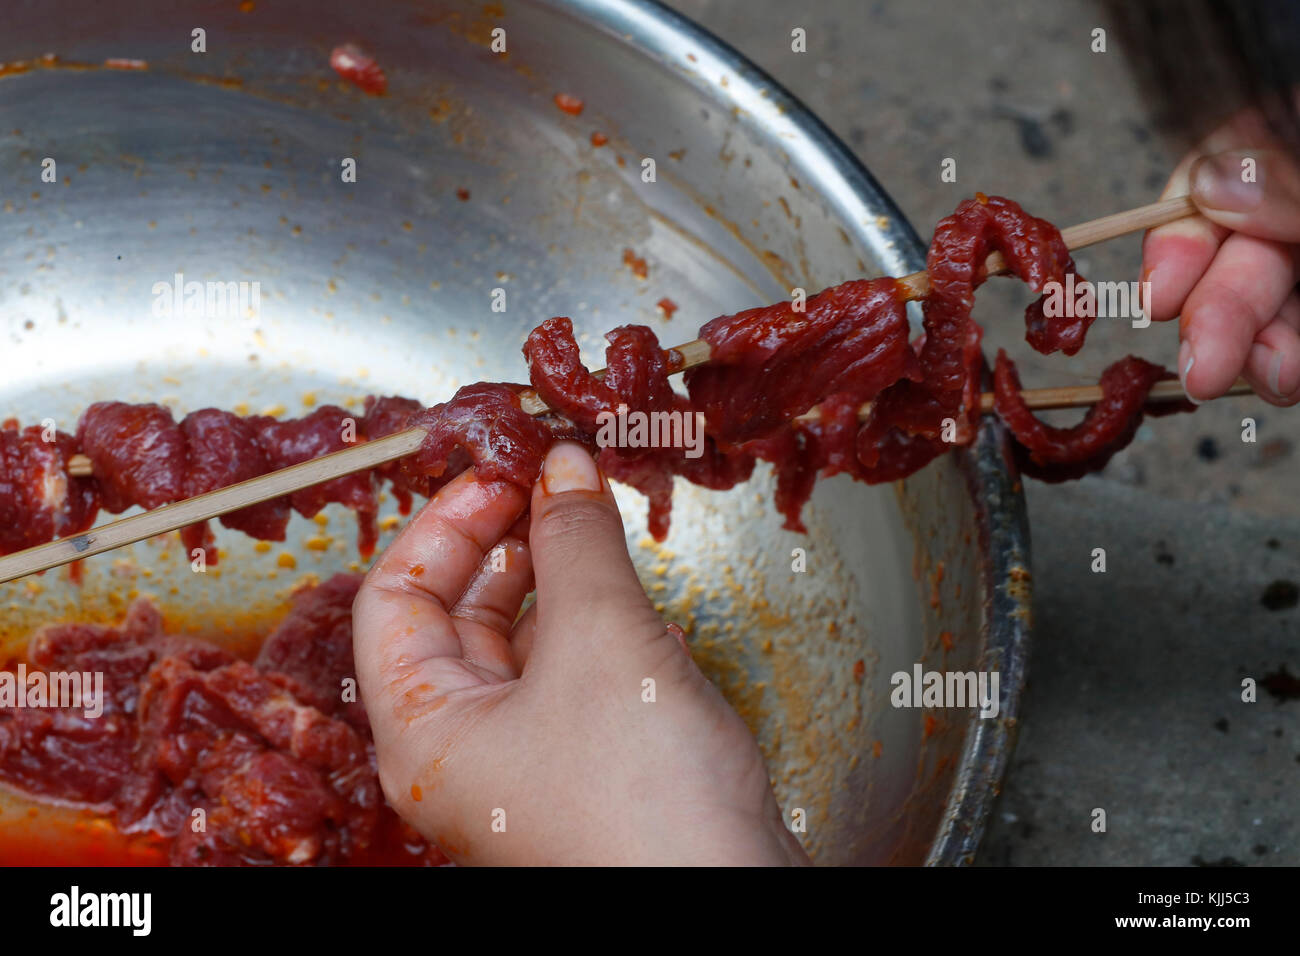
(14, 380, 1220, 587)
(0, 431, 424, 583)
(0, 194, 1217, 584)
(63, 374, 1250, 478)
(60, 189, 1196, 484)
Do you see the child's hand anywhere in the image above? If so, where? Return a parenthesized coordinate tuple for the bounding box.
(352, 442, 809, 865)
(1142, 110, 1300, 405)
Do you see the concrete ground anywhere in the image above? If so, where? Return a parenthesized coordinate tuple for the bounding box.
(668, 0, 1299, 865)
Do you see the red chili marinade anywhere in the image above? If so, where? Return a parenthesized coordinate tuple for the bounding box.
(0, 575, 446, 866)
(329, 44, 387, 95)
(553, 93, 584, 116)
(0, 195, 1191, 561)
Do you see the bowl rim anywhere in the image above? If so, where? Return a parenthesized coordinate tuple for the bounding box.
(553, 0, 1033, 865)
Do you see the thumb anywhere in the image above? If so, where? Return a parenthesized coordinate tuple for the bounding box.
(1190, 148, 1300, 242)
(526, 442, 664, 647)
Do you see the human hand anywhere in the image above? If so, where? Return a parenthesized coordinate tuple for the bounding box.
(352, 441, 810, 865)
(1142, 110, 1300, 405)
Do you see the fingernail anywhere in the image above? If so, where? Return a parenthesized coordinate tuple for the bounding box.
(1138, 264, 1158, 317)
(1268, 350, 1284, 397)
(1191, 151, 1261, 213)
(1179, 340, 1204, 405)
(1250, 342, 1287, 397)
(542, 441, 603, 494)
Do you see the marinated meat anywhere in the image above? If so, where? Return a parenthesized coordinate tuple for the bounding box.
(0, 422, 97, 554)
(182, 408, 291, 543)
(0, 575, 444, 866)
(250, 406, 379, 558)
(685, 277, 916, 446)
(77, 402, 186, 514)
(0, 195, 1192, 557)
(993, 350, 1193, 482)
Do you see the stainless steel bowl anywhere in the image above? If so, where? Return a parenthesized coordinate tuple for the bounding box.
(0, 0, 1030, 864)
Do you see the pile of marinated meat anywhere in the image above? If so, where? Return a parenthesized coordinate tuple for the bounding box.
(0, 195, 1191, 555)
(0, 574, 444, 866)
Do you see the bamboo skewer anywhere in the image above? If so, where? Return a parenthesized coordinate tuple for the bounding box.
(63, 376, 1253, 480)
(788, 377, 1251, 423)
(975, 377, 1252, 413)
(25, 374, 1248, 585)
(7, 431, 426, 583)
(25, 374, 1242, 586)
(0, 194, 1223, 583)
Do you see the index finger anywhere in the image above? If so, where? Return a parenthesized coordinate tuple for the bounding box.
(1140, 111, 1277, 321)
(1141, 151, 1231, 322)
(353, 469, 530, 680)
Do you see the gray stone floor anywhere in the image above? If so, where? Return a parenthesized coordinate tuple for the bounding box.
(668, 0, 1299, 865)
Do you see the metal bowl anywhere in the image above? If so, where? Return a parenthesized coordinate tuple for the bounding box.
(0, 0, 1030, 864)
